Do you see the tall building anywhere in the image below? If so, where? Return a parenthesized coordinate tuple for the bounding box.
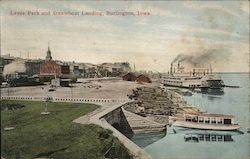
(45, 46, 52, 61)
(40, 45, 70, 76)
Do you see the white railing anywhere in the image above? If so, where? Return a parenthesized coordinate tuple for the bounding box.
(1, 96, 131, 104)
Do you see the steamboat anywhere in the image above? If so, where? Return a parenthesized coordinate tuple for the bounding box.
(161, 62, 224, 90)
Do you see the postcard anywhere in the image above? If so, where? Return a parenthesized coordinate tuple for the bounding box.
(1, 1, 249, 159)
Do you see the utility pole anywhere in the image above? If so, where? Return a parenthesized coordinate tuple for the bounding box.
(71, 81, 73, 99)
(41, 87, 51, 115)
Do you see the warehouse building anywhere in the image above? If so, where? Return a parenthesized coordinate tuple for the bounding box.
(122, 72, 151, 83)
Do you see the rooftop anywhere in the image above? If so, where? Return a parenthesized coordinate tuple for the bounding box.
(185, 112, 235, 118)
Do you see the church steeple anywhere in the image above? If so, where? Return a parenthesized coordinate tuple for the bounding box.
(46, 42, 52, 61)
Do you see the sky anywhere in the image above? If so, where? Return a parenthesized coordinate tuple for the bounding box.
(1, 0, 249, 72)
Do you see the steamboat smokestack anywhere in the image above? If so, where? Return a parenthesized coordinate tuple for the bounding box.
(210, 64, 212, 74)
(170, 63, 173, 74)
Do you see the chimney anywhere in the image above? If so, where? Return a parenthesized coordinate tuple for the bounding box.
(210, 64, 212, 74)
(170, 63, 173, 74)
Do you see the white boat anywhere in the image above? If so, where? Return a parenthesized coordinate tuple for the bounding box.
(172, 112, 240, 131)
(161, 63, 224, 89)
(183, 133, 234, 142)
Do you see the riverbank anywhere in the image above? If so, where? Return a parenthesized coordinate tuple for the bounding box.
(1, 100, 132, 159)
(124, 86, 202, 125)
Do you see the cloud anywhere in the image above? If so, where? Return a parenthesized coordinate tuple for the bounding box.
(184, 26, 246, 38)
(184, 1, 240, 18)
(240, 1, 249, 14)
(1, 1, 249, 72)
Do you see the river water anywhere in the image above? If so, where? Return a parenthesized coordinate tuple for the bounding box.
(131, 73, 250, 159)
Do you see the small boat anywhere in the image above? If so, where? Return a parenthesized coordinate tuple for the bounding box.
(184, 133, 234, 142)
(172, 113, 240, 131)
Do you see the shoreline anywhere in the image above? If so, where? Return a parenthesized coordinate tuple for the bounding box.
(123, 86, 202, 126)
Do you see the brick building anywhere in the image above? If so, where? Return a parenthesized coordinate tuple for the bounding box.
(137, 74, 151, 83)
(122, 72, 137, 81)
(122, 72, 151, 83)
(40, 46, 70, 76)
